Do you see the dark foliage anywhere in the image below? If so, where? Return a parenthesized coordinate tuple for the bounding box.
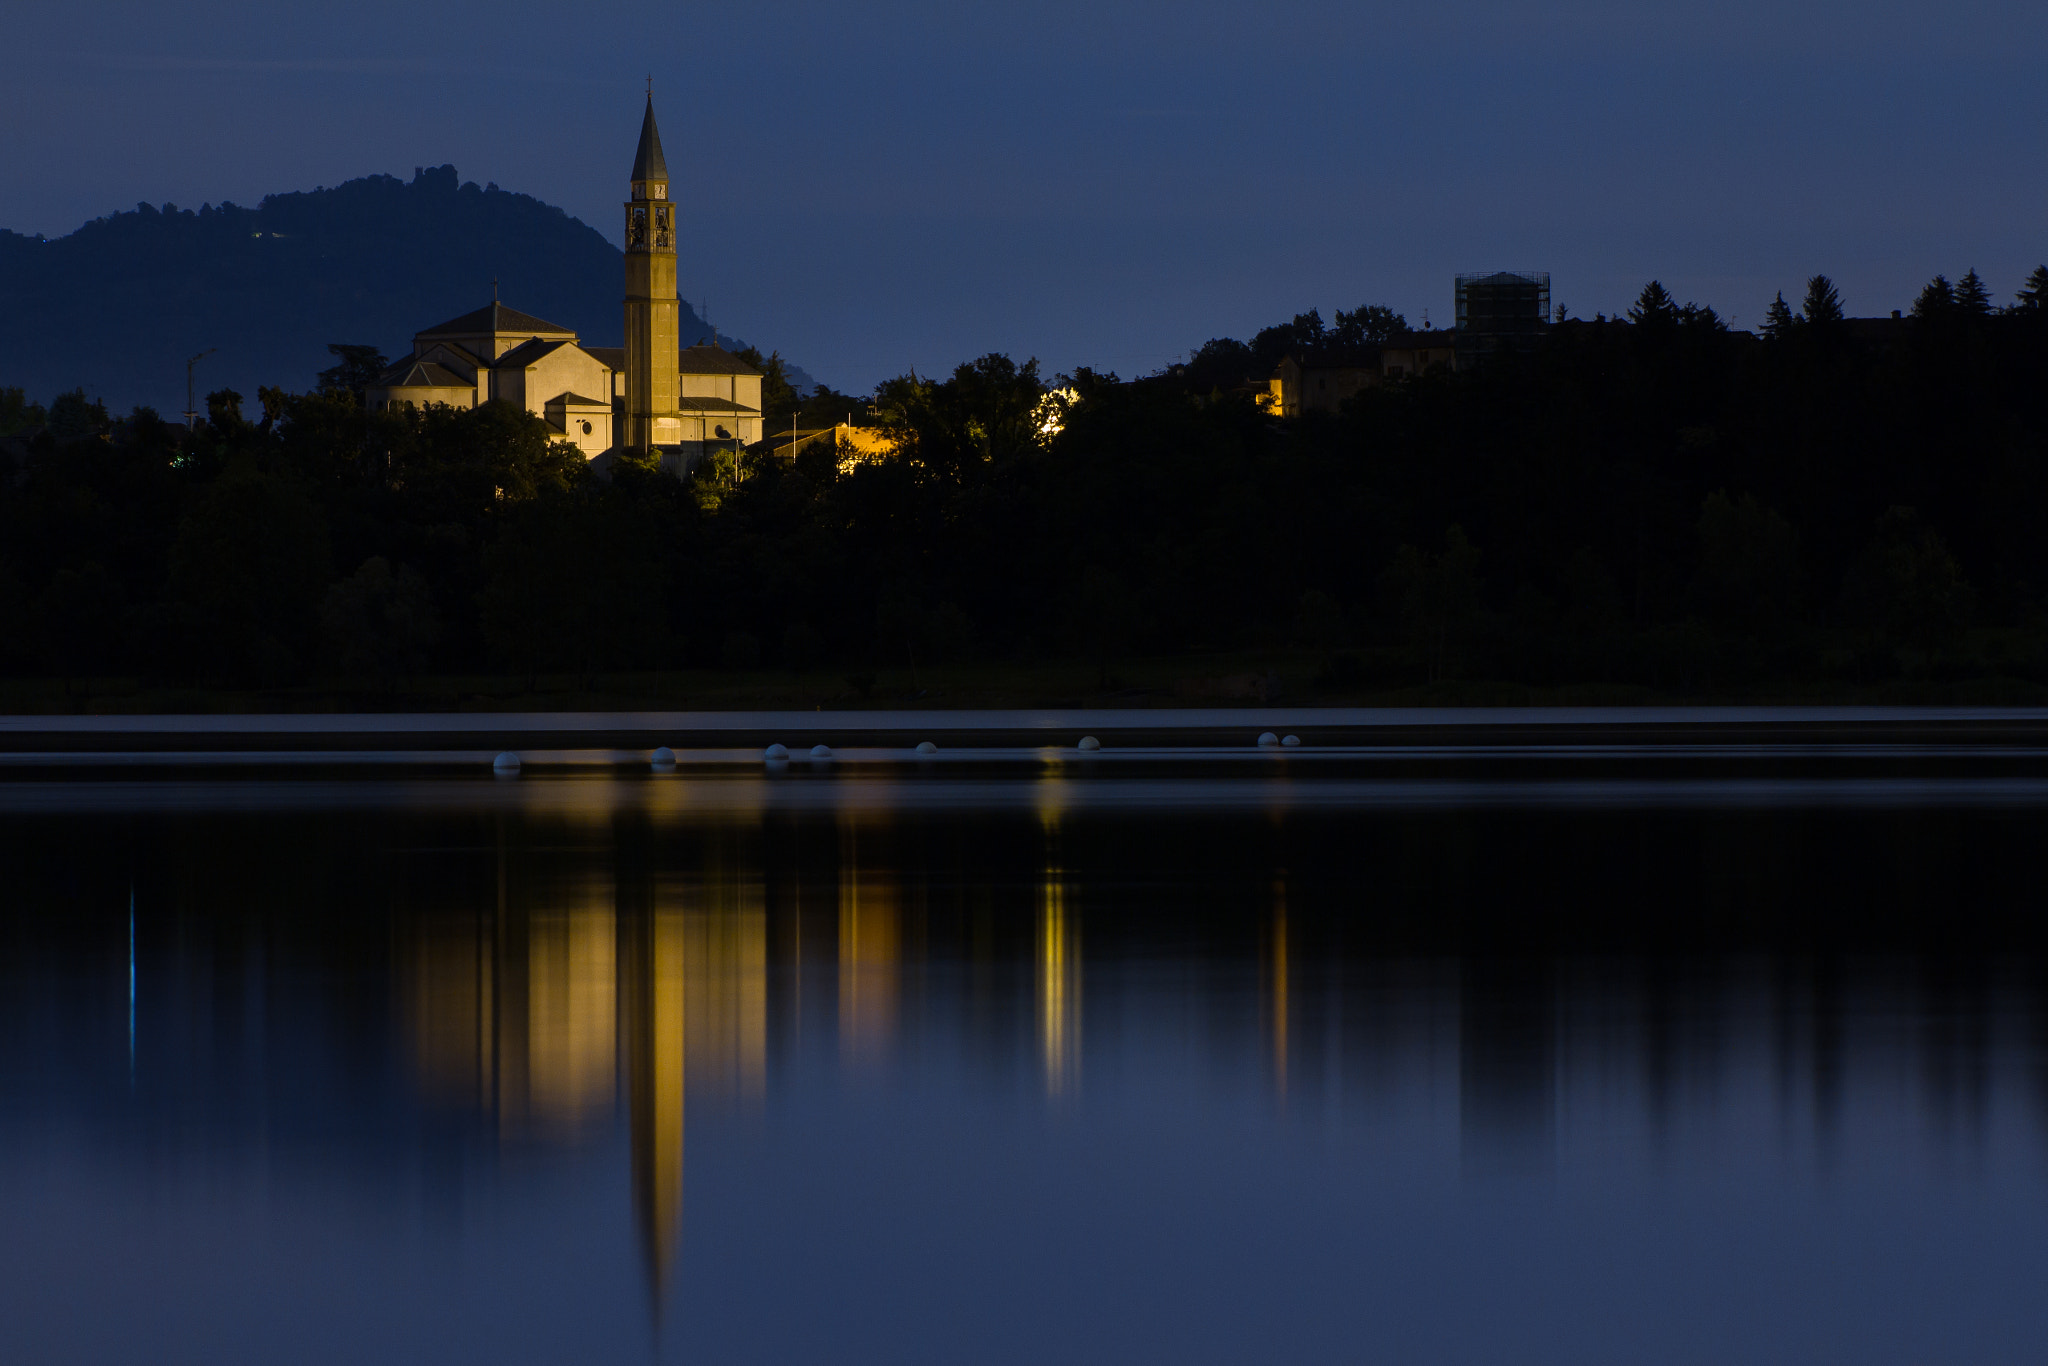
(4, 270, 2048, 695)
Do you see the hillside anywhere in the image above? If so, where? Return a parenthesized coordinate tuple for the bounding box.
(0, 165, 802, 414)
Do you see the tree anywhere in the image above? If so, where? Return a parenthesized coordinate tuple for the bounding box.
(36, 561, 127, 685)
(2016, 266, 2048, 311)
(734, 345, 802, 435)
(168, 468, 333, 680)
(1629, 280, 1680, 328)
(874, 354, 1044, 480)
(1912, 275, 1954, 319)
(1249, 310, 1326, 369)
(1332, 304, 1408, 348)
(1695, 491, 1800, 631)
(316, 344, 388, 401)
(1954, 268, 1992, 315)
(1841, 507, 1974, 655)
(1177, 336, 1259, 392)
(0, 387, 46, 438)
(1762, 292, 1798, 339)
(1380, 527, 1484, 682)
(479, 491, 667, 681)
(319, 556, 439, 682)
(1801, 275, 1844, 327)
(205, 388, 247, 433)
(46, 389, 109, 445)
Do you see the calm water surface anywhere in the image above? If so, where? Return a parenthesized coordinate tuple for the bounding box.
(3, 762, 2047, 1363)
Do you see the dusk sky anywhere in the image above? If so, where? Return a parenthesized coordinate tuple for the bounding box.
(7, 0, 2045, 392)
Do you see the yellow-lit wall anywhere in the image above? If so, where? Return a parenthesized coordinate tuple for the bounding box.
(625, 239, 681, 451)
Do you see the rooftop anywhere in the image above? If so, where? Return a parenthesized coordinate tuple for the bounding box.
(679, 344, 762, 376)
(417, 301, 577, 341)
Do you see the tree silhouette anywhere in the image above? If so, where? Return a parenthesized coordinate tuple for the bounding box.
(316, 344, 388, 402)
(2016, 266, 2048, 311)
(1801, 275, 1844, 327)
(1913, 275, 1955, 318)
(1332, 304, 1408, 348)
(1954, 268, 1992, 315)
(1763, 292, 1797, 338)
(1629, 281, 1679, 328)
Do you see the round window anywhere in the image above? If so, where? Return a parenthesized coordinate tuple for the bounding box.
(581, 420, 592, 435)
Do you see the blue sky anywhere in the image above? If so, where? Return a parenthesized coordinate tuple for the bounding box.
(5, 0, 2044, 391)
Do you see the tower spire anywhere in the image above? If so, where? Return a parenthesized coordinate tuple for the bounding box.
(623, 93, 680, 454)
(631, 94, 668, 186)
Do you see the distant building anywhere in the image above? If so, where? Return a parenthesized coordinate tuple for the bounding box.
(1258, 329, 1460, 417)
(367, 96, 763, 470)
(1261, 353, 1379, 417)
(1454, 271, 1550, 366)
(368, 302, 616, 455)
(1379, 329, 1458, 379)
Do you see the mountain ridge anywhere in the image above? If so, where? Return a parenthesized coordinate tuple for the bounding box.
(0, 165, 807, 414)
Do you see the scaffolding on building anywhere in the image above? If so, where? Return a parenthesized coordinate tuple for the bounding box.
(1454, 271, 1551, 365)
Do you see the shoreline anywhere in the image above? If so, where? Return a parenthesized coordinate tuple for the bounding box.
(6, 704, 2048, 756)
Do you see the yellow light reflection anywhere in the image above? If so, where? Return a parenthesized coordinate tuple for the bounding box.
(402, 834, 774, 1313)
(624, 901, 686, 1299)
(677, 866, 767, 1102)
(524, 904, 617, 1138)
(1039, 869, 1080, 1096)
(838, 826, 900, 1064)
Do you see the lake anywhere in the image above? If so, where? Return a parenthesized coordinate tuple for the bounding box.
(3, 725, 2047, 1363)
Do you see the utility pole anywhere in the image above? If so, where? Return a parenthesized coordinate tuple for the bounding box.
(184, 348, 216, 429)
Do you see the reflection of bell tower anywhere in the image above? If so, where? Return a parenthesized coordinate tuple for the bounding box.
(617, 813, 685, 1316)
(623, 95, 680, 453)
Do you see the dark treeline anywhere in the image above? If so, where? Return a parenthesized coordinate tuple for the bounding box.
(4, 266, 2048, 699)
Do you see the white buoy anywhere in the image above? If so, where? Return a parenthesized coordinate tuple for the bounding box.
(1078, 736, 1101, 752)
(650, 746, 676, 770)
(764, 743, 790, 761)
(493, 751, 521, 775)
(916, 741, 939, 755)
(810, 744, 833, 759)
(1257, 732, 1280, 748)
(1281, 734, 1301, 748)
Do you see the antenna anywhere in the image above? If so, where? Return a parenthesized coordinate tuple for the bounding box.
(492, 276, 499, 303)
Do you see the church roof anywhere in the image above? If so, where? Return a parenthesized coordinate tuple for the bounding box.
(493, 336, 575, 368)
(545, 392, 609, 408)
(631, 97, 668, 183)
(679, 344, 762, 376)
(417, 301, 576, 340)
(585, 347, 626, 370)
(676, 395, 759, 413)
(378, 360, 471, 389)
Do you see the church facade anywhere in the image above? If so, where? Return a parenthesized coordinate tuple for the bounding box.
(366, 96, 763, 467)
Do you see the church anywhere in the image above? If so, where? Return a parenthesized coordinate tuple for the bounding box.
(366, 97, 764, 469)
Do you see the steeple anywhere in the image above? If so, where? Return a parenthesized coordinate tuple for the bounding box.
(630, 95, 668, 187)
(623, 93, 681, 453)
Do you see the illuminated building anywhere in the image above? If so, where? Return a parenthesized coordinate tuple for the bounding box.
(366, 96, 764, 468)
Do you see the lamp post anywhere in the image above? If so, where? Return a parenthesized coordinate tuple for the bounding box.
(184, 348, 216, 429)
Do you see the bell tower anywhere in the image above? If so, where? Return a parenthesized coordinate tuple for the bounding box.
(623, 94, 680, 452)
